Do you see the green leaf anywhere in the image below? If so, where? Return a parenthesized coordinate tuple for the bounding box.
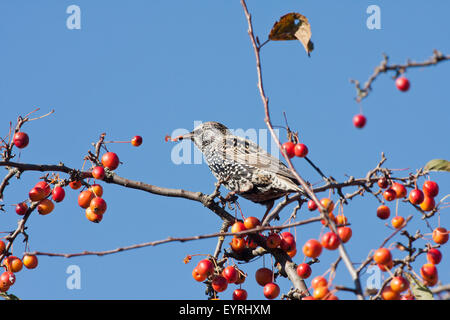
(269, 13, 314, 56)
(424, 159, 450, 172)
(404, 272, 434, 300)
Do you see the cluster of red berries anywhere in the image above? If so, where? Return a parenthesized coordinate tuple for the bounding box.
(281, 141, 308, 159)
(353, 76, 411, 129)
(0, 242, 38, 292)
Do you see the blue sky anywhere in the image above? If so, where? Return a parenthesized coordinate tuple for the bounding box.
(0, 1, 449, 299)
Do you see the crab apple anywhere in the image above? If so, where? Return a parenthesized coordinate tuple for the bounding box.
(235, 271, 246, 285)
(381, 287, 400, 300)
(427, 248, 442, 265)
(376, 205, 390, 220)
(35, 181, 51, 197)
(422, 181, 439, 198)
(281, 142, 295, 159)
(391, 183, 407, 199)
(335, 215, 348, 225)
(390, 276, 409, 293)
(409, 189, 424, 205)
(296, 263, 312, 279)
(313, 286, 330, 300)
(383, 188, 397, 201)
(337, 226, 352, 243)
(222, 266, 239, 284)
(89, 184, 104, 197)
(302, 296, 315, 300)
(432, 227, 448, 245)
(101, 152, 120, 170)
(280, 232, 296, 252)
(4, 256, 23, 273)
(395, 76, 410, 92)
(302, 239, 322, 258)
(0, 281, 9, 293)
(255, 268, 273, 287)
(230, 237, 246, 252)
(51, 186, 65, 203)
(353, 114, 366, 129)
(192, 267, 207, 282)
(0, 240, 5, 254)
(266, 233, 281, 249)
(307, 200, 318, 211)
(37, 199, 54, 215)
(373, 248, 392, 265)
(92, 166, 105, 180)
(311, 276, 328, 289)
(420, 196, 435, 212)
(320, 198, 334, 213)
(29, 187, 46, 202)
(13, 132, 29, 149)
(391, 216, 405, 229)
(89, 197, 107, 214)
(131, 135, 143, 147)
(321, 212, 337, 227)
(243, 216, 261, 230)
(321, 232, 340, 250)
(287, 248, 297, 258)
(15, 202, 28, 215)
(0, 271, 16, 287)
(263, 282, 280, 300)
(69, 181, 82, 190)
(377, 177, 389, 189)
(196, 259, 214, 277)
(78, 190, 94, 209)
(85, 207, 103, 223)
(232, 289, 247, 300)
(231, 221, 247, 236)
(212, 275, 228, 292)
(22, 255, 38, 269)
(294, 143, 308, 158)
(420, 263, 438, 282)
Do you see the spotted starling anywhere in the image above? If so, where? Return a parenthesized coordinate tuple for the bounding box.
(178, 122, 304, 219)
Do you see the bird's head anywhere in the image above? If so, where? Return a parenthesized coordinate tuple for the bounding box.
(176, 122, 230, 151)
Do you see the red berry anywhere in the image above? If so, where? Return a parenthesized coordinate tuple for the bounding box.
(395, 77, 410, 92)
(422, 181, 439, 198)
(280, 232, 296, 252)
(281, 142, 295, 159)
(373, 248, 392, 265)
(69, 181, 82, 190)
(131, 136, 143, 147)
(22, 255, 38, 269)
(255, 268, 273, 287)
(409, 189, 424, 205)
(29, 187, 46, 202)
(263, 282, 280, 300)
(294, 143, 308, 158)
(337, 226, 352, 243)
(196, 259, 214, 277)
(222, 266, 239, 284)
(52, 186, 65, 203)
(101, 152, 120, 170)
(383, 188, 397, 201)
(78, 190, 94, 209)
(427, 248, 442, 265)
(89, 197, 107, 214)
(0, 271, 16, 287)
(211, 275, 228, 292)
(321, 232, 340, 250)
(302, 239, 322, 258)
(296, 263, 312, 279)
(232, 289, 247, 300)
(35, 181, 51, 197)
(92, 166, 105, 180)
(311, 276, 328, 289)
(15, 202, 28, 215)
(376, 205, 390, 220)
(391, 183, 407, 199)
(266, 233, 281, 249)
(231, 221, 247, 236)
(13, 132, 29, 149)
(391, 216, 405, 229)
(377, 177, 389, 189)
(353, 114, 366, 129)
(307, 200, 318, 211)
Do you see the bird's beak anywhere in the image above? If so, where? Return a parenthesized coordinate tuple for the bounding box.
(174, 132, 193, 142)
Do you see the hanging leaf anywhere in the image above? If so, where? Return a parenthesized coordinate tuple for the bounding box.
(269, 13, 314, 56)
(404, 272, 434, 300)
(424, 159, 450, 172)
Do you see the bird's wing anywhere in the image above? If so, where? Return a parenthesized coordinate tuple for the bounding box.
(222, 135, 298, 182)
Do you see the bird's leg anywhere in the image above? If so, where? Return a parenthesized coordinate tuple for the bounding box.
(218, 191, 238, 209)
(261, 200, 275, 223)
